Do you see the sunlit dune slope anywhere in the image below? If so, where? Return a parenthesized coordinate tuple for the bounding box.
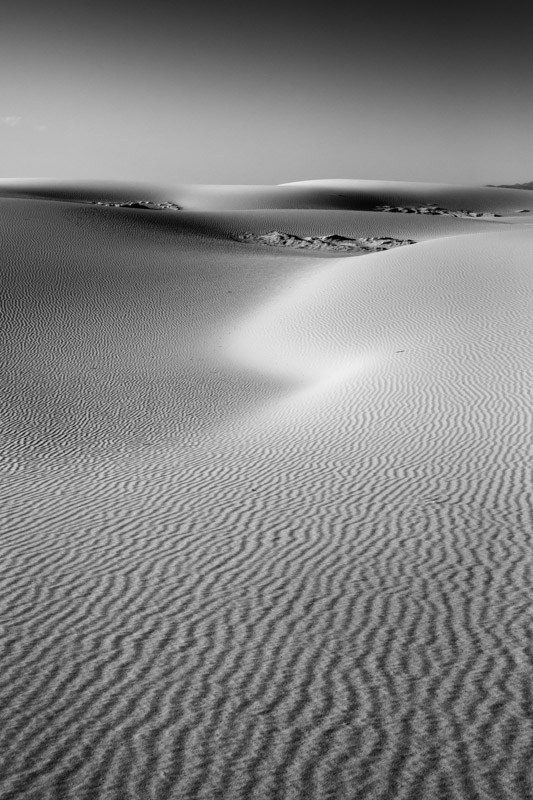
(172, 179, 533, 214)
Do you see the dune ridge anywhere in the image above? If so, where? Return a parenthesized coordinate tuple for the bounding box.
(1, 180, 533, 800)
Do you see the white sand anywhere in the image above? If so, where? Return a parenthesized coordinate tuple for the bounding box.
(1, 180, 532, 800)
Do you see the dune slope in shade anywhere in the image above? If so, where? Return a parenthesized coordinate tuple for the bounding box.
(1, 183, 533, 800)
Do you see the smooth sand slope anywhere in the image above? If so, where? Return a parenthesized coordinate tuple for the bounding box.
(1, 180, 533, 800)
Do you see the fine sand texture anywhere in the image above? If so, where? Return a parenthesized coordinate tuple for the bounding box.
(1, 179, 533, 800)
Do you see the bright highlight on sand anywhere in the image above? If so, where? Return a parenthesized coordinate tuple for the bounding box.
(224, 254, 387, 387)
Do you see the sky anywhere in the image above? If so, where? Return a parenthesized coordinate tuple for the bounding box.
(1, 0, 532, 185)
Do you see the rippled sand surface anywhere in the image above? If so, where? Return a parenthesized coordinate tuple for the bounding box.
(1, 180, 533, 800)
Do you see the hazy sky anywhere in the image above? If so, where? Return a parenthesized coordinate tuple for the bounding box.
(1, 0, 532, 185)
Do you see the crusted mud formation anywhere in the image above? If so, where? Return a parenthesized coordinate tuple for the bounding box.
(234, 231, 416, 253)
(89, 200, 182, 210)
(375, 204, 500, 218)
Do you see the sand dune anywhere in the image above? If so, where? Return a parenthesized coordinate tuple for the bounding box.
(1, 180, 533, 800)
(3, 177, 532, 215)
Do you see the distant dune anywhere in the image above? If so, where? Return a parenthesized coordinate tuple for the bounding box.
(487, 180, 533, 190)
(1, 179, 533, 800)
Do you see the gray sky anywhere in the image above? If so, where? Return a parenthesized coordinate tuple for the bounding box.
(1, 0, 532, 185)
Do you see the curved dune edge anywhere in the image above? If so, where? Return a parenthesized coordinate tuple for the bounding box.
(222, 227, 532, 394)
